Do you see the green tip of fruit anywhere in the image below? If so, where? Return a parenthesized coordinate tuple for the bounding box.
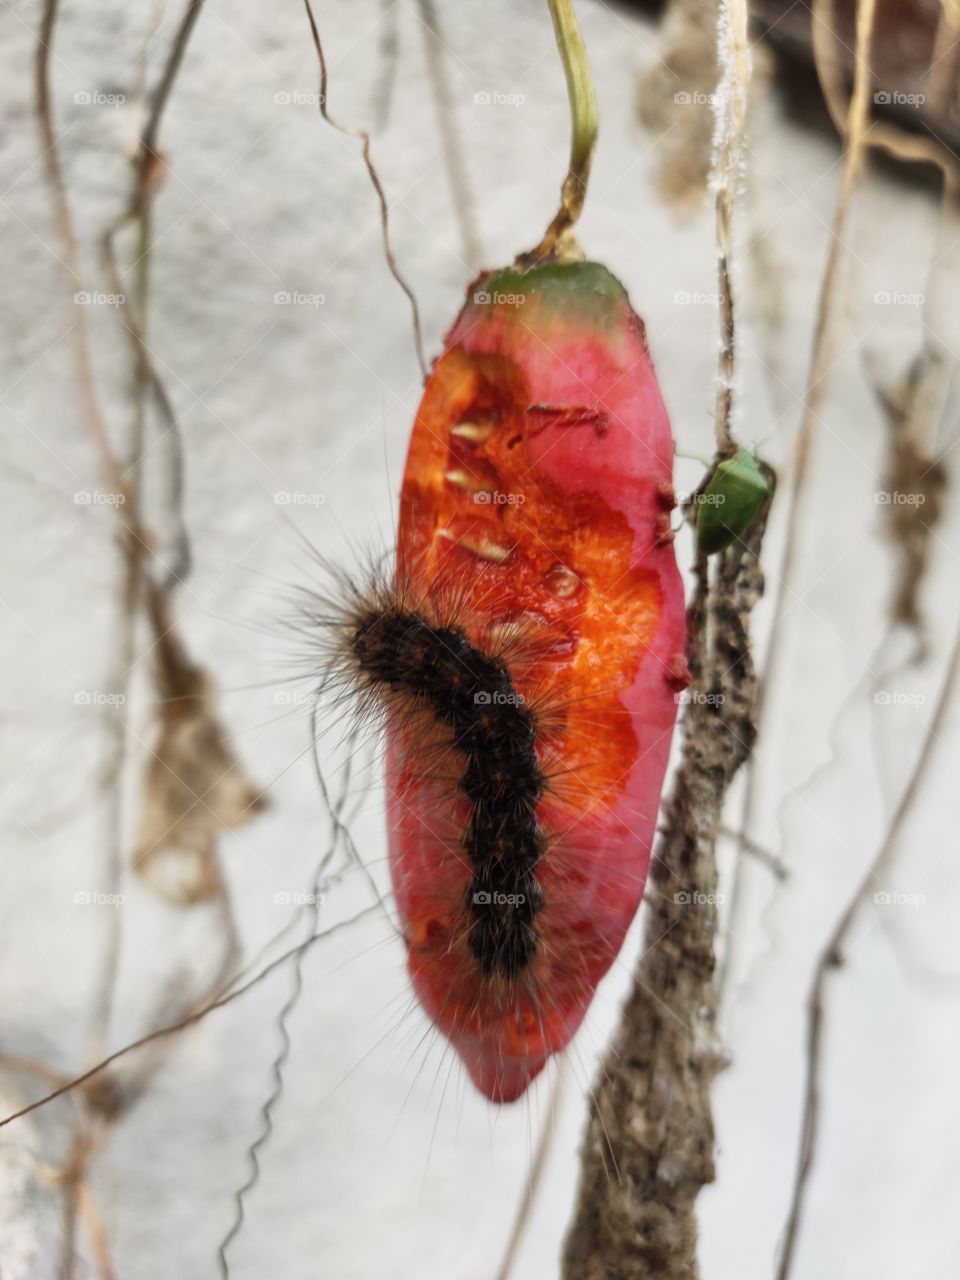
(466, 261, 629, 335)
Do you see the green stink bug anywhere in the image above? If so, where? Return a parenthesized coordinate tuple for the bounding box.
(695, 448, 770, 555)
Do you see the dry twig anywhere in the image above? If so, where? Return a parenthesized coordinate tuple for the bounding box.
(722, 0, 880, 994)
(775, 622, 960, 1279)
(301, 0, 427, 378)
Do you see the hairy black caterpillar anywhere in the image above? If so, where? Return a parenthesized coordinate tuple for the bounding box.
(306, 561, 557, 980)
(351, 603, 546, 977)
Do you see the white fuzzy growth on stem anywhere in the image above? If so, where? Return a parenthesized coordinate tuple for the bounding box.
(710, 0, 752, 454)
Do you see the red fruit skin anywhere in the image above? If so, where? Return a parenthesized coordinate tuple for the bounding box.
(387, 262, 686, 1102)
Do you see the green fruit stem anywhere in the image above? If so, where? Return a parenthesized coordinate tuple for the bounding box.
(522, 0, 598, 265)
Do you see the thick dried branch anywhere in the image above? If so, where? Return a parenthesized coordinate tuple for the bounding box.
(563, 476, 774, 1279)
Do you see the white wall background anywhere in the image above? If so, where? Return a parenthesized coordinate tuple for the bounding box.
(2, 1, 959, 1277)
